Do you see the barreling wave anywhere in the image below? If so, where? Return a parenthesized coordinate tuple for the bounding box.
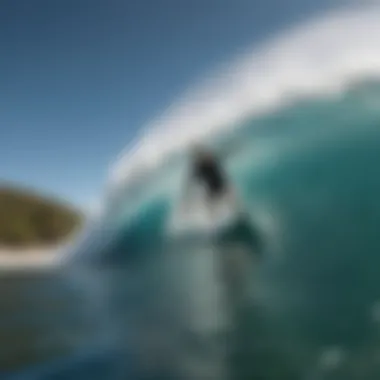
(108, 3, 380, 203)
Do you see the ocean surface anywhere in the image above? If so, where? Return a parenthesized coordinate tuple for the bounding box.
(3, 81, 380, 380)
(4, 4, 380, 380)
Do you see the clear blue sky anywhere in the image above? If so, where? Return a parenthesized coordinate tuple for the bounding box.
(0, 0, 337, 208)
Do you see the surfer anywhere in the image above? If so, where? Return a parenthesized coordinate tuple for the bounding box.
(181, 145, 236, 217)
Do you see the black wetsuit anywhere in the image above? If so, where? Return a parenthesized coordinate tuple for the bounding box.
(192, 157, 227, 197)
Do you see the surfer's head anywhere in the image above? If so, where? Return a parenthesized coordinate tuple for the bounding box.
(190, 144, 215, 163)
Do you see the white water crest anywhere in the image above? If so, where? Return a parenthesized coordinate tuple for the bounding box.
(110, 3, 380, 196)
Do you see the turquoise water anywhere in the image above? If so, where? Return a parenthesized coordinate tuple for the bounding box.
(5, 81, 380, 379)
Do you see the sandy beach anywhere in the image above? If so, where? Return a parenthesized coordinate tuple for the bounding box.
(0, 246, 60, 270)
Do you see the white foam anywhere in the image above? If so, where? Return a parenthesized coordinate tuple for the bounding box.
(110, 3, 380, 192)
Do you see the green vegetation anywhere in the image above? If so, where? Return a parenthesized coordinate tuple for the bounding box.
(0, 184, 83, 248)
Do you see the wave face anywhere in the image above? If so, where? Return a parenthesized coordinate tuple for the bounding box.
(85, 78, 380, 263)
(59, 4, 380, 380)
(60, 80, 380, 379)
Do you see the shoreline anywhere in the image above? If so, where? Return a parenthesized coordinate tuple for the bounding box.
(0, 246, 60, 271)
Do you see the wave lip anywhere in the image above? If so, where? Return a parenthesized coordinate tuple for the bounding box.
(110, 4, 380, 195)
